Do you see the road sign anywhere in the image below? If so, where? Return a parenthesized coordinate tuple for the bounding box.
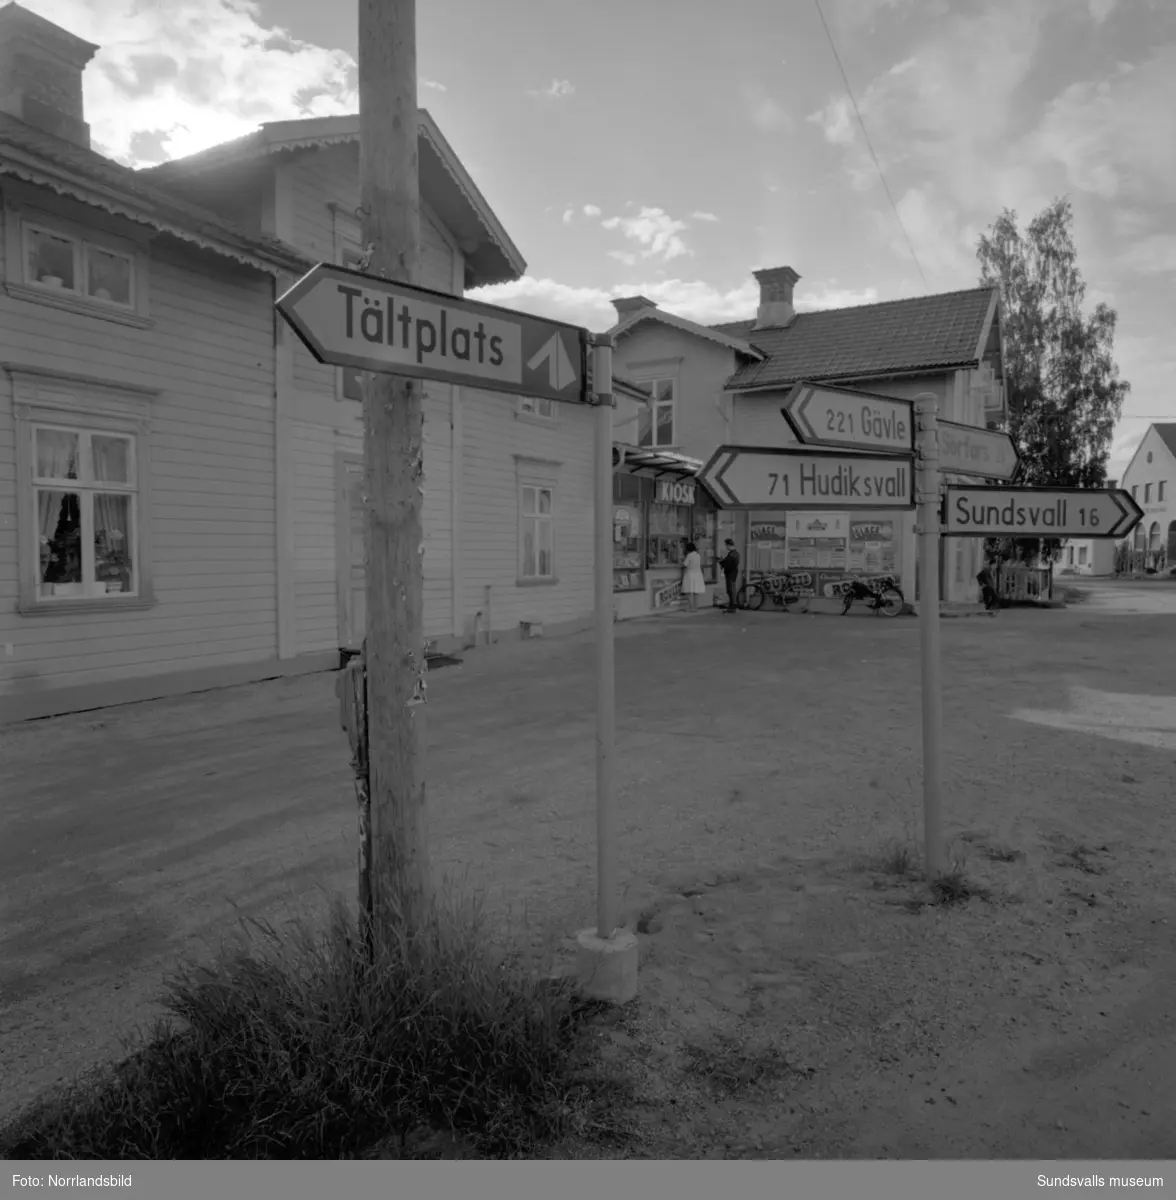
(943, 486, 1143, 538)
(937, 420, 1020, 481)
(276, 263, 588, 404)
(699, 445, 914, 510)
(781, 381, 914, 454)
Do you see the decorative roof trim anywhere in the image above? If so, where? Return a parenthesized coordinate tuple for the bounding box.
(614, 442, 704, 480)
(611, 307, 766, 360)
(974, 287, 1001, 364)
(0, 153, 307, 277)
(143, 111, 525, 283)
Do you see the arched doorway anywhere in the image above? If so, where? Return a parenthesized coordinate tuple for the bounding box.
(1133, 525, 1147, 572)
(1148, 521, 1161, 571)
(1168, 520, 1176, 563)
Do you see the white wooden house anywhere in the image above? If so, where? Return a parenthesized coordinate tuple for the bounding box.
(0, 3, 638, 722)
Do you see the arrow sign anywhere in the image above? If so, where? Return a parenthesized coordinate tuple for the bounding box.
(937, 420, 1020, 481)
(699, 445, 914, 510)
(781, 381, 914, 454)
(527, 332, 577, 392)
(276, 263, 588, 405)
(943, 486, 1143, 538)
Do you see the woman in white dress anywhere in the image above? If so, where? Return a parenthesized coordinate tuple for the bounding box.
(680, 541, 706, 611)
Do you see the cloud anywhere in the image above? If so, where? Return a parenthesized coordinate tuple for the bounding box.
(608, 251, 638, 267)
(742, 84, 792, 133)
(528, 78, 575, 99)
(1087, 0, 1118, 21)
(601, 207, 691, 262)
(17, 0, 358, 166)
(421, 79, 447, 92)
(582, 204, 601, 217)
(1031, 50, 1176, 201)
(691, 211, 719, 222)
(1116, 235, 1176, 276)
(561, 208, 574, 224)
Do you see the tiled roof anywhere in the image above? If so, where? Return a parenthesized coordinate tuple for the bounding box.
(1152, 424, 1176, 462)
(0, 114, 310, 276)
(711, 286, 999, 392)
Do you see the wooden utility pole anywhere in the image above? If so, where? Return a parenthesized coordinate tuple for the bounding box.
(356, 0, 431, 936)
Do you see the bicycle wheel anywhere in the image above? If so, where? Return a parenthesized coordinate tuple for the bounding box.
(734, 583, 751, 610)
(877, 586, 904, 617)
(745, 584, 765, 611)
(780, 587, 802, 612)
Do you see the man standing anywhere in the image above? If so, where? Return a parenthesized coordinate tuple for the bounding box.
(719, 538, 741, 612)
(976, 557, 998, 614)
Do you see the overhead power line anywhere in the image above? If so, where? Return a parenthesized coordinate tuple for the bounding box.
(812, 0, 930, 293)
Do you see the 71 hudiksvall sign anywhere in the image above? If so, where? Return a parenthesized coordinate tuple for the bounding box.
(276, 262, 588, 405)
(699, 446, 914, 510)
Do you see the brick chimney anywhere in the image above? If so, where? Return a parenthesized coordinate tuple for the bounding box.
(0, 2, 98, 149)
(752, 266, 800, 330)
(611, 295, 657, 321)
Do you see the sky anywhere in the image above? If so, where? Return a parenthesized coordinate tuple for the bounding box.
(17, 0, 1176, 479)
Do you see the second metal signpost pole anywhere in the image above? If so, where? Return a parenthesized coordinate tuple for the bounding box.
(592, 335, 617, 940)
(915, 392, 945, 880)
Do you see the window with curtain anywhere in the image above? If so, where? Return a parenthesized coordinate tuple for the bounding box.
(34, 425, 137, 600)
(520, 484, 554, 580)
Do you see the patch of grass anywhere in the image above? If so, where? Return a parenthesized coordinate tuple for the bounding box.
(0, 889, 622, 1161)
(928, 869, 991, 907)
(867, 838, 922, 879)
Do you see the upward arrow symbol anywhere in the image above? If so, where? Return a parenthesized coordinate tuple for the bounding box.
(527, 333, 577, 391)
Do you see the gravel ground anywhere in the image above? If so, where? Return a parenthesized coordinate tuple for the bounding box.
(2, 590, 1175, 1157)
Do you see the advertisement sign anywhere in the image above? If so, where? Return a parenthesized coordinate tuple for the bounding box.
(657, 479, 697, 506)
(786, 512, 848, 578)
(652, 580, 682, 609)
(848, 518, 897, 577)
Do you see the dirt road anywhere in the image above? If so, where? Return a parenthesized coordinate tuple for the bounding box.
(2, 599, 1175, 1157)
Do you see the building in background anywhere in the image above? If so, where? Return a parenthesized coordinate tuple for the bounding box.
(1116, 425, 1176, 573)
(607, 267, 1008, 607)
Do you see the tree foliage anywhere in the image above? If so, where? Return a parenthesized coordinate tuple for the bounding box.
(976, 197, 1130, 563)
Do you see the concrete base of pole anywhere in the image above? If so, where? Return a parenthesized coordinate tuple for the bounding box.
(574, 928, 639, 1004)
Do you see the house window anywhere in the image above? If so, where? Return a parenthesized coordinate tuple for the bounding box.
(519, 396, 557, 419)
(25, 223, 135, 310)
(637, 379, 675, 448)
(1067, 546, 1074, 566)
(1078, 546, 1088, 566)
(1160, 481, 1167, 502)
(1132, 485, 1138, 499)
(520, 484, 554, 580)
(32, 423, 139, 601)
(1145, 483, 1152, 503)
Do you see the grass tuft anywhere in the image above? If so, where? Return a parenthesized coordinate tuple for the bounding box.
(0, 889, 619, 1161)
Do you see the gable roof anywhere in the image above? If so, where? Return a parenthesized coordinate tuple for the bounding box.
(712, 286, 1000, 392)
(1121, 423, 1176, 483)
(0, 112, 308, 276)
(1153, 424, 1176, 462)
(140, 112, 525, 289)
(610, 305, 766, 361)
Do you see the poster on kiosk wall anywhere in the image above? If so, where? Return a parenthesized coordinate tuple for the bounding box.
(785, 512, 849, 599)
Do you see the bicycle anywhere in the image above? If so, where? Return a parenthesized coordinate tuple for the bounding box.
(839, 574, 905, 617)
(737, 571, 812, 613)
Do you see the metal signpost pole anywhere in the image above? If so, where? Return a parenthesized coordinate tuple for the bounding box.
(914, 392, 945, 879)
(592, 335, 617, 940)
(573, 333, 638, 1005)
